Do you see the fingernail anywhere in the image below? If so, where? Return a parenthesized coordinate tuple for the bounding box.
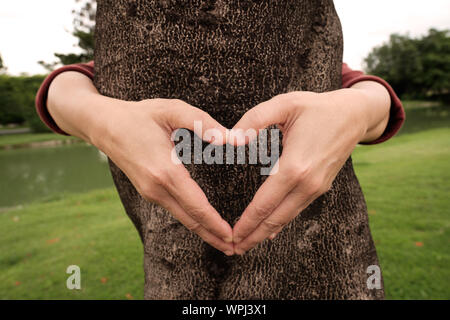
(224, 250, 234, 256)
(269, 233, 277, 240)
(234, 248, 245, 255)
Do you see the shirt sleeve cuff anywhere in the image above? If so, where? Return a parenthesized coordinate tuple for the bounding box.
(35, 63, 95, 135)
(343, 74, 406, 145)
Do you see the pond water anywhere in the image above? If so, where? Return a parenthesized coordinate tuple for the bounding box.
(0, 144, 114, 208)
(397, 103, 449, 136)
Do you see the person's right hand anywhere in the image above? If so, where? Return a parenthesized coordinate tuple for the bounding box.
(47, 72, 234, 255)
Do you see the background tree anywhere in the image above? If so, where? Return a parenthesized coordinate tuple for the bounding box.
(0, 53, 7, 74)
(0, 75, 47, 130)
(1, 49, 48, 130)
(364, 28, 450, 101)
(38, 0, 96, 70)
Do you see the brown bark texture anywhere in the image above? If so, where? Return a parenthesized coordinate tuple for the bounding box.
(94, 0, 384, 299)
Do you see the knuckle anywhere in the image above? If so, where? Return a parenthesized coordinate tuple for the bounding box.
(147, 98, 164, 108)
(305, 177, 324, 196)
(248, 107, 264, 124)
(277, 91, 307, 109)
(164, 168, 186, 188)
(137, 98, 153, 107)
(252, 203, 274, 220)
(171, 98, 184, 105)
(139, 184, 158, 203)
(186, 205, 206, 222)
(191, 107, 209, 123)
(286, 163, 312, 183)
(147, 99, 167, 117)
(185, 221, 202, 233)
(278, 92, 297, 104)
(262, 219, 285, 231)
(169, 98, 186, 109)
(151, 97, 164, 104)
(198, 109, 211, 121)
(147, 168, 170, 187)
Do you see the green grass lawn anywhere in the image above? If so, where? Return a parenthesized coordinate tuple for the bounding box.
(0, 133, 78, 149)
(353, 127, 450, 299)
(0, 123, 449, 299)
(0, 189, 143, 300)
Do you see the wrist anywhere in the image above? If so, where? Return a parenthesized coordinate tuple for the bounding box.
(345, 88, 373, 142)
(348, 81, 391, 143)
(87, 95, 133, 150)
(321, 88, 371, 142)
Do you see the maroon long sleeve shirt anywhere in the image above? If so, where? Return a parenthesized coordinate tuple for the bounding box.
(35, 61, 405, 144)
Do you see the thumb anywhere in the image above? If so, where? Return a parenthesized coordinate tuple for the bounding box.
(164, 99, 228, 145)
(229, 95, 293, 146)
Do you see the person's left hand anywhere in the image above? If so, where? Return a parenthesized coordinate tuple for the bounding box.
(230, 87, 389, 254)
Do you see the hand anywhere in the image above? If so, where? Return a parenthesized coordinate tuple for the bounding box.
(230, 84, 390, 254)
(96, 98, 236, 253)
(48, 72, 234, 255)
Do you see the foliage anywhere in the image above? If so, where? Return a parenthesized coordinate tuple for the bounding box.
(0, 76, 25, 125)
(364, 29, 450, 101)
(17, 75, 50, 132)
(0, 75, 49, 132)
(0, 53, 6, 74)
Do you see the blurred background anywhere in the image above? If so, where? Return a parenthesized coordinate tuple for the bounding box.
(0, 0, 448, 300)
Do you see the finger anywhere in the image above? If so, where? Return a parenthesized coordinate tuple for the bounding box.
(229, 94, 295, 146)
(161, 192, 234, 255)
(166, 100, 228, 145)
(234, 190, 313, 254)
(165, 165, 233, 243)
(232, 158, 296, 243)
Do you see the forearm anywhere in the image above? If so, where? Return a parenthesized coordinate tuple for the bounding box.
(47, 71, 124, 145)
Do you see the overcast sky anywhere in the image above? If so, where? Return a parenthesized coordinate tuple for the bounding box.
(0, 0, 449, 75)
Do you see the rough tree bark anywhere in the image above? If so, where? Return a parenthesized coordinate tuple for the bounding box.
(94, 0, 384, 299)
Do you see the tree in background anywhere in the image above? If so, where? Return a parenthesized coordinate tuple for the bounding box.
(16, 75, 49, 132)
(0, 52, 25, 127)
(1, 50, 48, 130)
(38, 0, 96, 71)
(0, 75, 47, 131)
(0, 53, 7, 74)
(364, 29, 450, 101)
(0, 76, 25, 125)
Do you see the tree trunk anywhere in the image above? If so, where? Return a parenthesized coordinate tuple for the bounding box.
(94, 0, 384, 299)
